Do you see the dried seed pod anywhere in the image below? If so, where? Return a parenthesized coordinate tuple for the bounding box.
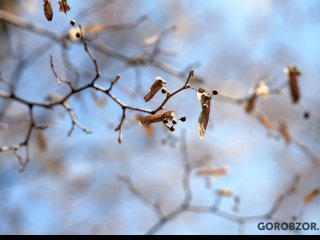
(256, 113, 274, 130)
(210, 166, 231, 177)
(144, 77, 167, 102)
(197, 165, 213, 176)
(245, 94, 257, 114)
(278, 119, 292, 144)
(284, 65, 301, 104)
(197, 88, 211, 139)
(43, 0, 53, 21)
(197, 165, 231, 177)
(57, 0, 71, 13)
(139, 111, 174, 126)
(37, 131, 47, 152)
(216, 189, 233, 197)
(305, 189, 320, 203)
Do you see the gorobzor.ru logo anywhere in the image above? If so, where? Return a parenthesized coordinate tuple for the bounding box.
(258, 222, 320, 231)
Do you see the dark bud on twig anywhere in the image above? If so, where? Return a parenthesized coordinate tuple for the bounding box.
(169, 126, 175, 132)
(284, 65, 301, 104)
(212, 89, 219, 96)
(179, 116, 187, 122)
(304, 111, 310, 119)
(70, 19, 76, 26)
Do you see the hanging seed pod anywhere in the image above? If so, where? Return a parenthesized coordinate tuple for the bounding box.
(216, 189, 233, 197)
(278, 119, 292, 144)
(144, 77, 167, 102)
(284, 65, 301, 104)
(197, 88, 211, 139)
(256, 113, 274, 130)
(57, 0, 71, 13)
(139, 111, 174, 126)
(304, 189, 320, 204)
(245, 94, 257, 114)
(43, 0, 53, 21)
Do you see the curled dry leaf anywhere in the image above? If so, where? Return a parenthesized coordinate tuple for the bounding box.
(57, 0, 70, 13)
(144, 77, 167, 102)
(256, 113, 274, 130)
(245, 94, 257, 114)
(197, 88, 211, 139)
(216, 189, 233, 197)
(139, 111, 174, 126)
(278, 119, 291, 144)
(43, 0, 53, 21)
(284, 65, 301, 104)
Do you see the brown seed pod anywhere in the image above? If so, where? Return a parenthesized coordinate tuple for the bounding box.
(57, 0, 71, 13)
(278, 119, 292, 144)
(197, 89, 211, 139)
(256, 113, 274, 130)
(216, 189, 233, 197)
(43, 0, 53, 21)
(304, 189, 320, 204)
(284, 65, 301, 104)
(144, 77, 167, 102)
(139, 111, 174, 126)
(245, 94, 257, 114)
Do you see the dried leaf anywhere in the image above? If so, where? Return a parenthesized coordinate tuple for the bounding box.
(278, 120, 291, 144)
(305, 189, 320, 203)
(245, 94, 257, 114)
(284, 65, 301, 104)
(144, 77, 167, 102)
(43, 0, 53, 21)
(57, 0, 70, 13)
(217, 189, 233, 197)
(37, 131, 47, 152)
(257, 113, 274, 130)
(197, 89, 211, 139)
(139, 111, 174, 126)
